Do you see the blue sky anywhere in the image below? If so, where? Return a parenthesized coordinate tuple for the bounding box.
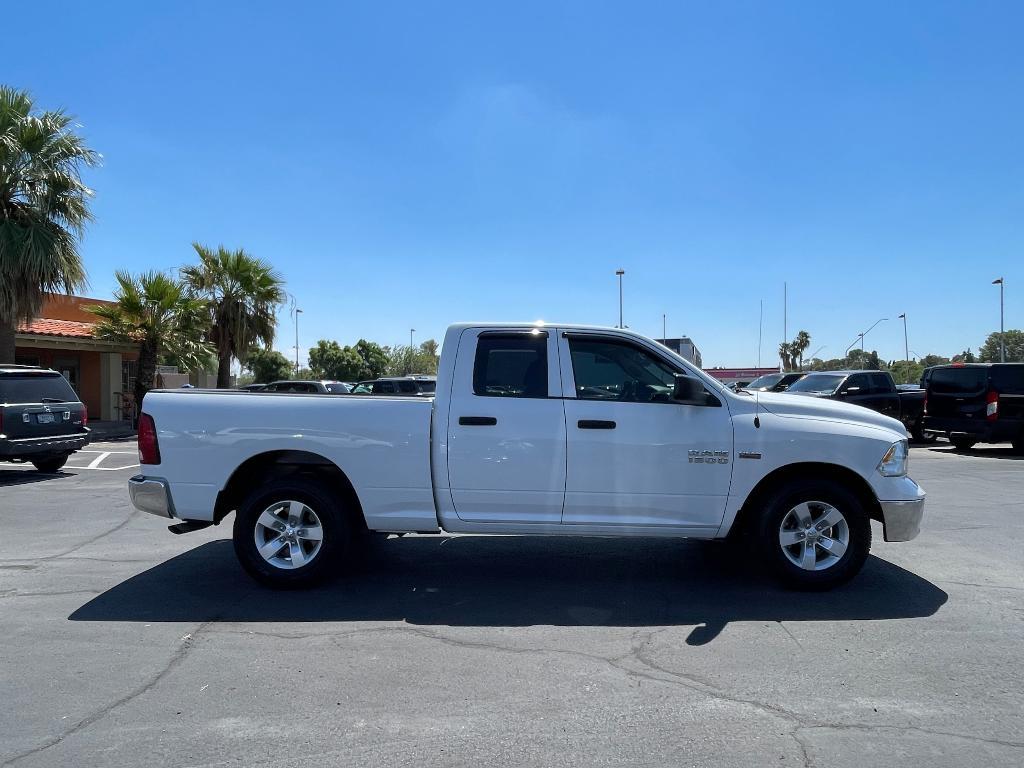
(7, 1, 1022, 367)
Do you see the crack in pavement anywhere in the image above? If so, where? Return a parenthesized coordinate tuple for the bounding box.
(0, 620, 211, 767)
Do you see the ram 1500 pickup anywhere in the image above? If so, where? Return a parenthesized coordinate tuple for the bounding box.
(128, 323, 925, 590)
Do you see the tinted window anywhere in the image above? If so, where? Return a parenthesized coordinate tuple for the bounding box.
(374, 381, 396, 393)
(845, 374, 870, 392)
(397, 380, 417, 393)
(417, 380, 436, 393)
(324, 383, 349, 393)
(746, 374, 784, 390)
(568, 337, 677, 403)
(788, 373, 845, 394)
(0, 373, 80, 404)
(472, 334, 548, 398)
(870, 373, 892, 394)
(930, 367, 987, 394)
(991, 365, 1024, 394)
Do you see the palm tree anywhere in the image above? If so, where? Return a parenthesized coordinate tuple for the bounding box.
(182, 244, 286, 388)
(793, 330, 811, 370)
(87, 271, 213, 414)
(0, 86, 99, 362)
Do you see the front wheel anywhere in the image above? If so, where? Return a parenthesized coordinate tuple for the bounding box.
(32, 455, 68, 473)
(754, 479, 871, 590)
(233, 477, 355, 588)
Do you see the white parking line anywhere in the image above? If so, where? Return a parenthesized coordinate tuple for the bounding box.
(86, 452, 112, 469)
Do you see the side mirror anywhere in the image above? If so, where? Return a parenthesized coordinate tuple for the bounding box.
(672, 374, 705, 404)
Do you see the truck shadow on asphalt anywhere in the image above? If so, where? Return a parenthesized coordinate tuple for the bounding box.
(926, 446, 1023, 460)
(69, 536, 947, 645)
(0, 469, 75, 487)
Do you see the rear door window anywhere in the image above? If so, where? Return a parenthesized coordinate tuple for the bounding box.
(930, 367, 987, 394)
(397, 380, 417, 393)
(0, 373, 80, 404)
(869, 373, 892, 394)
(374, 381, 396, 394)
(472, 333, 548, 398)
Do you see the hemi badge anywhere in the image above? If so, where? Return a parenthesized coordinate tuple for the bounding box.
(738, 451, 762, 460)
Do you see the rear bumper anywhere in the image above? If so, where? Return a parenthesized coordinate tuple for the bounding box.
(128, 475, 176, 519)
(0, 432, 90, 458)
(923, 417, 1021, 442)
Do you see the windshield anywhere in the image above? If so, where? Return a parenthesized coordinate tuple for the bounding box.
(745, 374, 784, 390)
(787, 373, 845, 394)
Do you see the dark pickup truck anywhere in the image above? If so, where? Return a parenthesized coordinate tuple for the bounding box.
(923, 363, 1024, 452)
(784, 369, 927, 440)
(0, 365, 90, 472)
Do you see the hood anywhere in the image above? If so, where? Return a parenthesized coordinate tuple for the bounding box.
(746, 391, 908, 437)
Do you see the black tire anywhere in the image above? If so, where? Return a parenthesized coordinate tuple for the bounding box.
(233, 476, 355, 588)
(910, 422, 936, 443)
(32, 455, 68, 473)
(753, 478, 871, 590)
(950, 435, 977, 452)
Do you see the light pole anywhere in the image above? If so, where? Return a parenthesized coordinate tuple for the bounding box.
(294, 308, 303, 376)
(806, 345, 826, 369)
(898, 313, 909, 383)
(662, 313, 667, 342)
(993, 278, 1005, 362)
(410, 328, 416, 350)
(615, 269, 625, 328)
(845, 318, 887, 365)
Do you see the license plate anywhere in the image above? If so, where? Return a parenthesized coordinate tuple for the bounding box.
(36, 413, 55, 424)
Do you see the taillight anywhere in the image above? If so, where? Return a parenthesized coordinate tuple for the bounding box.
(82, 405, 88, 427)
(923, 391, 928, 415)
(138, 413, 161, 464)
(986, 389, 999, 421)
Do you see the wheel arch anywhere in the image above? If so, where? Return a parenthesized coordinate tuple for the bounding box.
(730, 462, 883, 539)
(213, 450, 365, 529)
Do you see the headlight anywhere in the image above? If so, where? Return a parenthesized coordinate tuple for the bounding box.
(878, 440, 909, 477)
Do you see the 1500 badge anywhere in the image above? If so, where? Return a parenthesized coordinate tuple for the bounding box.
(688, 450, 729, 465)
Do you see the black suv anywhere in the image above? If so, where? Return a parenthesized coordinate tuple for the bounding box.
(923, 363, 1024, 452)
(0, 365, 90, 472)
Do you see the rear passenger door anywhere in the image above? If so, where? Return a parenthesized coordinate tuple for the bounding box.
(839, 374, 873, 409)
(869, 373, 900, 419)
(445, 329, 566, 524)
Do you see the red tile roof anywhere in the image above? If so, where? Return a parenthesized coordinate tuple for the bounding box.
(17, 318, 97, 339)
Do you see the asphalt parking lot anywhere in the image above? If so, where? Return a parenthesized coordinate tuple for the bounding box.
(1, 441, 1022, 767)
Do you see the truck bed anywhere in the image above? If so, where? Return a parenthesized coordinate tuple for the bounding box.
(140, 389, 438, 530)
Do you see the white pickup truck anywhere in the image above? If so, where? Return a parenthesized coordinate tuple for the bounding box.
(129, 323, 925, 590)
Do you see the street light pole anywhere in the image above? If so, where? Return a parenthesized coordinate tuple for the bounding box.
(294, 308, 302, 376)
(898, 313, 909, 383)
(410, 328, 416, 350)
(662, 313, 666, 342)
(993, 278, 1005, 362)
(615, 269, 625, 328)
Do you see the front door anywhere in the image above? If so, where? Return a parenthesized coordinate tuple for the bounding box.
(559, 332, 733, 529)
(445, 329, 567, 524)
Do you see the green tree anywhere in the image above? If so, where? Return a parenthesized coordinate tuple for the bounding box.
(0, 86, 99, 363)
(181, 243, 286, 389)
(386, 340, 441, 376)
(919, 354, 951, 368)
(245, 347, 293, 383)
(792, 330, 811, 370)
(309, 339, 365, 380)
(87, 271, 213, 411)
(353, 339, 388, 378)
(979, 330, 1024, 362)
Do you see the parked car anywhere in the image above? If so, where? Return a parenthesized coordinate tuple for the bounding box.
(238, 383, 267, 392)
(0, 365, 90, 472)
(261, 380, 351, 394)
(784, 370, 928, 440)
(129, 322, 924, 591)
(742, 372, 807, 392)
(351, 377, 435, 396)
(923, 363, 1024, 452)
(725, 380, 752, 392)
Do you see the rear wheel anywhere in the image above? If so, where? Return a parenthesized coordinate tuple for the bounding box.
(32, 455, 68, 473)
(910, 421, 936, 443)
(753, 478, 871, 590)
(950, 435, 977, 452)
(233, 477, 355, 588)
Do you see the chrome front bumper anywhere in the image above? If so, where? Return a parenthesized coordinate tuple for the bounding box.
(879, 497, 925, 542)
(128, 475, 176, 519)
